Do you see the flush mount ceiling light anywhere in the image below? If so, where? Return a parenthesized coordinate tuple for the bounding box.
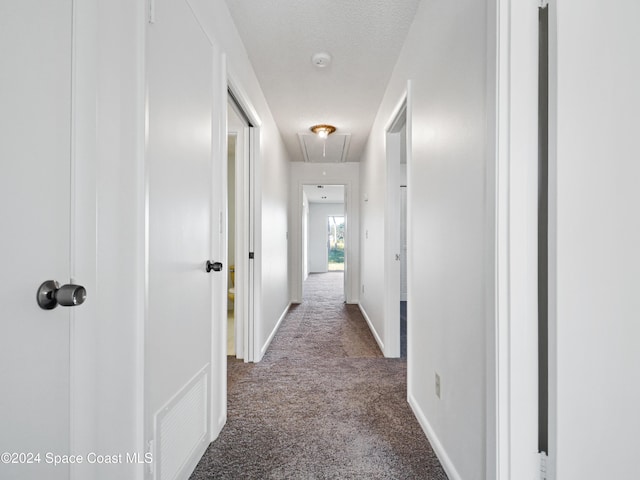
(310, 124, 337, 139)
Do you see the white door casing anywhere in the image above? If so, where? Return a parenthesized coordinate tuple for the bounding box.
(226, 79, 260, 363)
(400, 186, 408, 302)
(384, 93, 408, 358)
(227, 98, 248, 360)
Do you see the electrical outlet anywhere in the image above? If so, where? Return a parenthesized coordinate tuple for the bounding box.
(362, 284, 365, 294)
(435, 373, 441, 399)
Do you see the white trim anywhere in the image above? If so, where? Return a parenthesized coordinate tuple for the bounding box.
(134, 0, 148, 475)
(358, 303, 385, 354)
(143, 1, 152, 475)
(259, 303, 292, 359)
(547, 2, 557, 479)
(383, 92, 408, 359)
(211, 45, 227, 442)
(227, 72, 261, 363)
(385, 93, 409, 133)
(405, 80, 413, 396)
(226, 92, 252, 362)
(487, 0, 508, 478)
(490, 1, 541, 479)
(227, 71, 262, 127)
(249, 126, 261, 362)
(408, 394, 463, 480)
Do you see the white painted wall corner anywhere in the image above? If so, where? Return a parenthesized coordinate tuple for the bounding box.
(358, 303, 385, 354)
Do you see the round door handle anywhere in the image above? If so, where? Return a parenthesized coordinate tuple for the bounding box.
(206, 261, 223, 273)
(37, 280, 87, 310)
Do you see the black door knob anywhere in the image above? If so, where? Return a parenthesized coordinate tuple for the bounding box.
(37, 280, 87, 310)
(206, 261, 223, 273)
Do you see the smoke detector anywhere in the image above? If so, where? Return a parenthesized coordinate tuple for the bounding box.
(311, 52, 332, 68)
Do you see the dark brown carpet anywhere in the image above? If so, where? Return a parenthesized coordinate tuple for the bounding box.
(190, 272, 447, 480)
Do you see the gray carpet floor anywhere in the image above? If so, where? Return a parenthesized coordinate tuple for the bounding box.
(190, 272, 447, 479)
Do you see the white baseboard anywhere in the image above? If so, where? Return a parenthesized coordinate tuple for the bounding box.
(258, 303, 291, 361)
(358, 303, 384, 353)
(408, 393, 462, 480)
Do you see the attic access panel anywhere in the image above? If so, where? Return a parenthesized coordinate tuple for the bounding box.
(298, 133, 351, 163)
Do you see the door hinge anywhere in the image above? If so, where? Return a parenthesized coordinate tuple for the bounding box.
(249, 252, 254, 259)
(540, 451, 550, 480)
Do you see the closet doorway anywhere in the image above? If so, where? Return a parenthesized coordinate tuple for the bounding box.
(227, 90, 255, 360)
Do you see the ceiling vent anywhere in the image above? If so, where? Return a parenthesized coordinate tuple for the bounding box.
(297, 133, 351, 163)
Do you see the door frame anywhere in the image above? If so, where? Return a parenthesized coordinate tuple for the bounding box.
(300, 186, 347, 296)
(293, 179, 356, 304)
(488, 0, 540, 478)
(227, 75, 260, 363)
(226, 92, 250, 361)
(383, 92, 408, 359)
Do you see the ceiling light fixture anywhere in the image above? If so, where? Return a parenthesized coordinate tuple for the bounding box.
(310, 124, 336, 158)
(310, 124, 336, 139)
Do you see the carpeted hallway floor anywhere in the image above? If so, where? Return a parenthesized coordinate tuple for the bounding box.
(190, 272, 447, 479)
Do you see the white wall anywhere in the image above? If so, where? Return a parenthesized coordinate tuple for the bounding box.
(549, 2, 640, 478)
(290, 162, 360, 303)
(189, 0, 292, 361)
(359, 1, 491, 478)
(308, 203, 345, 273)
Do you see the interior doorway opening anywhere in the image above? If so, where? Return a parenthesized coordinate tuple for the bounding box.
(227, 88, 255, 361)
(385, 94, 408, 358)
(302, 184, 346, 301)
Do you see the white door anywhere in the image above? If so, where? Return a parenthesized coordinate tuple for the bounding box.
(145, 0, 224, 478)
(0, 2, 75, 479)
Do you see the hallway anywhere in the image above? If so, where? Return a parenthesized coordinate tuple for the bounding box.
(191, 273, 447, 479)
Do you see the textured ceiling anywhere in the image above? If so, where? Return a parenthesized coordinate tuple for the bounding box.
(225, 0, 421, 162)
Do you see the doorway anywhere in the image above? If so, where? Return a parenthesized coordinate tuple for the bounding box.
(302, 184, 346, 301)
(227, 88, 256, 362)
(384, 95, 408, 358)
